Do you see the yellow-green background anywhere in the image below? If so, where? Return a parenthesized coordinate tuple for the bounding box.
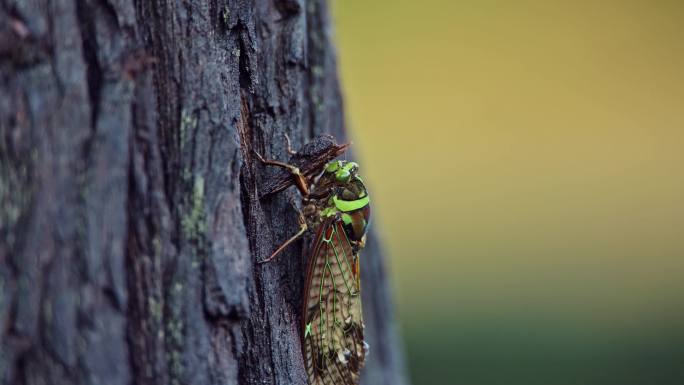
(333, 1, 684, 384)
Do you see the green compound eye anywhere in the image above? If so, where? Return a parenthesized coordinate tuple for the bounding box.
(325, 161, 340, 173)
(334, 161, 358, 183)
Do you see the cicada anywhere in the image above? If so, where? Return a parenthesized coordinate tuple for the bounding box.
(256, 142, 371, 385)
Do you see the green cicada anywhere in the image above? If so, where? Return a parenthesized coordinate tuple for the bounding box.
(256, 142, 371, 385)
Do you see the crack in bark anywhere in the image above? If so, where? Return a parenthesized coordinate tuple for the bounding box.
(75, 0, 104, 129)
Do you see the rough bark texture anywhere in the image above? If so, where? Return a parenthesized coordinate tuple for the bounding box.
(0, 1, 408, 385)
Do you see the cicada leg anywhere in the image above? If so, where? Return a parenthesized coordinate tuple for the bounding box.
(257, 206, 308, 264)
(253, 141, 313, 263)
(253, 149, 309, 196)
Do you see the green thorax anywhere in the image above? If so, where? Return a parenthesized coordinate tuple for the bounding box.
(313, 160, 371, 243)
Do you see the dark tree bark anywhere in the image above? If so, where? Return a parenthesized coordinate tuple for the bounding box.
(0, 1, 408, 385)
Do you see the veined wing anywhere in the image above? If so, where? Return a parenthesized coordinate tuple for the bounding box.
(302, 218, 365, 385)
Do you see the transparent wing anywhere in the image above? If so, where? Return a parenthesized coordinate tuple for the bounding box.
(303, 219, 365, 385)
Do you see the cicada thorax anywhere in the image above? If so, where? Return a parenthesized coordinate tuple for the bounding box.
(307, 164, 371, 248)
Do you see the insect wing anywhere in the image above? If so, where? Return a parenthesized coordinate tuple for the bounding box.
(303, 219, 365, 385)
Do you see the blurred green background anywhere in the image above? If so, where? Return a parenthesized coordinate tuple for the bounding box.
(332, 1, 684, 384)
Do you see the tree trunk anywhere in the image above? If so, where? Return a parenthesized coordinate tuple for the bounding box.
(0, 1, 409, 385)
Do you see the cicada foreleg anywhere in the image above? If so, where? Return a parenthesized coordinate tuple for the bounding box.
(253, 149, 310, 196)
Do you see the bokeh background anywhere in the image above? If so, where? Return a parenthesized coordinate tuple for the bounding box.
(332, 1, 684, 384)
